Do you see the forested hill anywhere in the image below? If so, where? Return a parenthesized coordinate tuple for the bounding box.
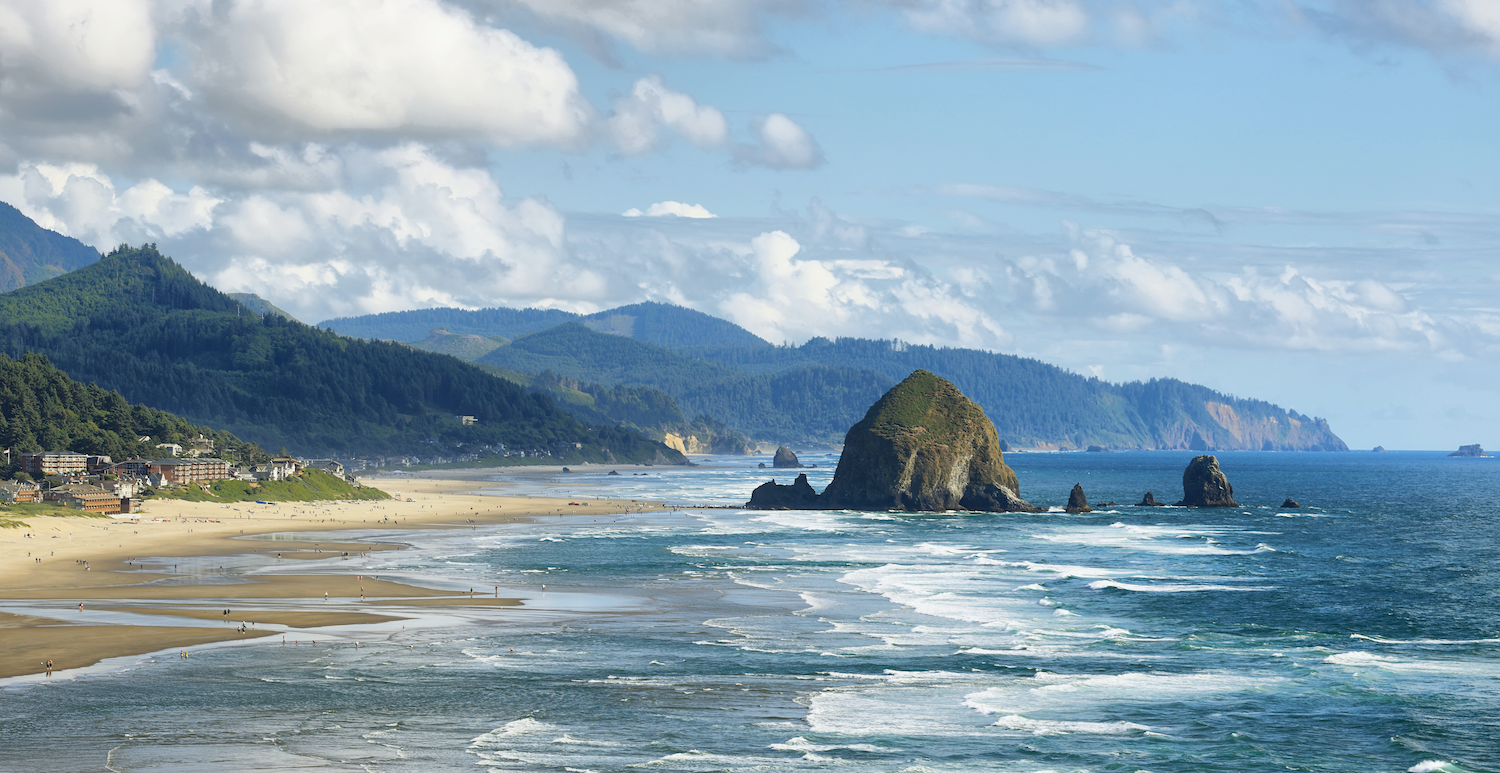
(0, 351, 267, 464)
(481, 324, 1347, 451)
(0, 245, 687, 462)
(0, 201, 99, 292)
(320, 301, 771, 350)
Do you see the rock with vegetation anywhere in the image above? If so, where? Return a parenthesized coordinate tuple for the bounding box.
(1136, 491, 1165, 506)
(1065, 483, 1092, 513)
(773, 445, 804, 468)
(1176, 455, 1238, 507)
(746, 473, 821, 510)
(1449, 444, 1489, 457)
(816, 370, 1039, 512)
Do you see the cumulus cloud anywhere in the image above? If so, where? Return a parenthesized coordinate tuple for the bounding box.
(739, 113, 824, 170)
(0, 162, 220, 246)
(188, 0, 591, 145)
(0, 0, 156, 94)
(996, 229, 1459, 355)
(898, 0, 1090, 45)
(606, 76, 729, 154)
(623, 201, 717, 218)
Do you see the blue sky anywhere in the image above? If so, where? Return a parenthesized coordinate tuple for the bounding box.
(1, 0, 1498, 449)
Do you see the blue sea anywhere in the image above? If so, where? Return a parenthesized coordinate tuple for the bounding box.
(2, 451, 1499, 772)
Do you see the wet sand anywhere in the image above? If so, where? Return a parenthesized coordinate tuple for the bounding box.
(0, 473, 661, 679)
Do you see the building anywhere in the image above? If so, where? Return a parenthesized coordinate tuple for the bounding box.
(456, 415, 477, 425)
(20, 451, 89, 476)
(86, 455, 113, 475)
(155, 443, 183, 457)
(304, 459, 345, 476)
(61, 491, 123, 514)
(152, 458, 232, 485)
(113, 459, 154, 479)
(0, 481, 40, 503)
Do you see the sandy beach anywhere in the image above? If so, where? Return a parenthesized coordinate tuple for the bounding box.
(0, 470, 664, 679)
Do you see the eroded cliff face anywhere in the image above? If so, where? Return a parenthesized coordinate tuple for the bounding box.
(1144, 404, 1346, 452)
(661, 432, 754, 455)
(817, 370, 1036, 512)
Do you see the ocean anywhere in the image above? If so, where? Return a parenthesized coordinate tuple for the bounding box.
(2, 450, 1498, 772)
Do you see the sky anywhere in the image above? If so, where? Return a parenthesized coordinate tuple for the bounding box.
(0, 0, 1498, 450)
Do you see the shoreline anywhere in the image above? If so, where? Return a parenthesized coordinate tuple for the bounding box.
(0, 473, 666, 680)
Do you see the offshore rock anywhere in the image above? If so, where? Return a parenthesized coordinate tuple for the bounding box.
(1281, 498, 1301, 508)
(819, 370, 1040, 513)
(1176, 455, 1238, 507)
(1065, 483, 1093, 513)
(773, 446, 804, 468)
(1137, 491, 1165, 507)
(1449, 444, 1490, 457)
(746, 474, 820, 510)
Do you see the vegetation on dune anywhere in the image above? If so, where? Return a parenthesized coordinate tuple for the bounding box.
(0, 245, 685, 463)
(155, 468, 388, 503)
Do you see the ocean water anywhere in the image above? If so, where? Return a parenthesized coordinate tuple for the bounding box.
(2, 451, 1499, 772)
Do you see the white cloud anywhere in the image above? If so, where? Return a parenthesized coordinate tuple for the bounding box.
(189, 0, 592, 145)
(606, 76, 729, 154)
(623, 201, 718, 218)
(0, 0, 156, 93)
(743, 113, 824, 170)
(2, 161, 220, 246)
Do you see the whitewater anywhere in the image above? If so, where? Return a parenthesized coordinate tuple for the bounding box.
(1, 450, 1497, 772)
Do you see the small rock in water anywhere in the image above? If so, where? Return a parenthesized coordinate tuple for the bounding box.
(607, 470, 620, 476)
(1137, 491, 1165, 507)
(1065, 483, 1092, 513)
(772, 446, 804, 468)
(1281, 498, 1300, 508)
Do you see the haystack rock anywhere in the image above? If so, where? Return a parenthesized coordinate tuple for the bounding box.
(1065, 483, 1092, 513)
(1176, 455, 1238, 507)
(1137, 491, 1165, 507)
(820, 370, 1039, 512)
(745, 473, 820, 510)
(773, 446, 804, 468)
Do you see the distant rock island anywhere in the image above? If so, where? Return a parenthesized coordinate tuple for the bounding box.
(772, 445, 804, 468)
(1177, 455, 1238, 507)
(747, 371, 1040, 512)
(1065, 484, 1092, 513)
(1372, 446, 1387, 453)
(1449, 444, 1490, 458)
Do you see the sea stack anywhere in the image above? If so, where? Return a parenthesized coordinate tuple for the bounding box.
(1449, 444, 1490, 457)
(1065, 484, 1092, 513)
(745, 473, 820, 509)
(1177, 455, 1238, 507)
(1136, 491, 1165, 507)
(772, 446, 804, 468)
(747, 370, 1040, 512)
(819, 370, 1039, 512)
(1281, 498, 1300, 508)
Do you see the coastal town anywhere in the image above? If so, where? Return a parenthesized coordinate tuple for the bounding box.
(0, 447, 352, 515)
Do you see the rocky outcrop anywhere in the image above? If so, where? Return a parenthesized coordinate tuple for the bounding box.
(773, 445, 804, 468)
(744, 370, 1040, 513)
(818, 371, 1039, 512)
(1136, 491, 1165, 506)
(1372, 446, 1387, 453)
(1281, 498, 1300, 508)
(1449, 444, 1490, 458)
(746, 473, 821, 510)
(1065, 483, 1092, 513)
(1176, 455, 1238, 507)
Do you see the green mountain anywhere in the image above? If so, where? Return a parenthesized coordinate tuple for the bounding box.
(0, 244, 686, 463)
(479, 323, 893, 443)
(319, 301, 771, 350)
(0, 351, 266, 465)
(487, 367, 755, 454)
(0, 202, 99, 291)
(474, 320, 1345, 451)
(229, 292, 299, 322)
(408, 328, 509, 360)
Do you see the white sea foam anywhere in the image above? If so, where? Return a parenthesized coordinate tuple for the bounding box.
(1088, 580, 1272, 593)
(1409, 762, 1453, 772)
(771, 736, 894, 753)
(992, 714, 1149, 735)
(1352, 633, 1500, 645)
